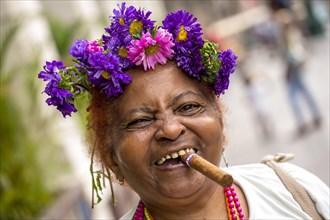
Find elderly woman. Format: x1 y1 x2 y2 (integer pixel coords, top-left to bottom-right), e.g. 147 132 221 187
38 3 329 219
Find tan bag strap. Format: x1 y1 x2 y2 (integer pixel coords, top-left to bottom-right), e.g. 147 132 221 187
261 153 323 220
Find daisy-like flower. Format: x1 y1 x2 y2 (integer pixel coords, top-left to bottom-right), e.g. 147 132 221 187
213 49 238 95
104 3 156 70
127 28 175 70
38 60 77 117
106 2 137 36
131 7 155 37
106 2 155 39
162 10 204 78
102 34 134 70
87 52 132 97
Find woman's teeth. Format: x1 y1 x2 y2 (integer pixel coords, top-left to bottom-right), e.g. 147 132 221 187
156 148 197 165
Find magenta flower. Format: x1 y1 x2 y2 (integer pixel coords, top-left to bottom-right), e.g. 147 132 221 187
86 40 104 53
127 28 175 70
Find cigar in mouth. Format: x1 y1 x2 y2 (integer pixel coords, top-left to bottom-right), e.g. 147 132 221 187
180 153 233 188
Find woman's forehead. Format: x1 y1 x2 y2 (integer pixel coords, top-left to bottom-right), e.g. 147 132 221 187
119 63 209 106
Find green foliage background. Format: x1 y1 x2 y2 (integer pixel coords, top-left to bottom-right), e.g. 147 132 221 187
0 12 87 220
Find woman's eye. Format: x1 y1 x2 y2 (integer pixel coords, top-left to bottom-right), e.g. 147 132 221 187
178 103 202 115
127 118 152 128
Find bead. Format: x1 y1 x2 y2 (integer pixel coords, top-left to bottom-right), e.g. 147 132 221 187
134 201 145 220
133 184 245 220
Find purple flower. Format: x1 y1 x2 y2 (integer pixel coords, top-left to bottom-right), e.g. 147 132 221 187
103 34 134 70
106 2 137 36
38 60 65 83
103 3 156 70
133 7 155 35
87 52 132 97
106 3 155 38
213 49 238 95
45 82 77 117
38 60 77 117
162 10 204 78
69 39 89 62
127 28 175 70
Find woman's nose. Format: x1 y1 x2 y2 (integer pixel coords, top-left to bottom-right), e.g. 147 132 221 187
154 115 186 141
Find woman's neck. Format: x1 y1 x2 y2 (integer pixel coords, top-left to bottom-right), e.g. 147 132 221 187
144 183 229 219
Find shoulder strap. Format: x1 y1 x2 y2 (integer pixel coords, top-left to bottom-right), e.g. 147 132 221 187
261 153 323 220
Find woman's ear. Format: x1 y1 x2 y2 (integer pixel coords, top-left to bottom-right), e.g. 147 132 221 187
108 153 125 184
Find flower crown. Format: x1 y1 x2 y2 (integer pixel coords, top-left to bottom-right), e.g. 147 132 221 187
38 3 238 117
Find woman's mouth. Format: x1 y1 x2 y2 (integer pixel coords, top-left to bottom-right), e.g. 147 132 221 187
155 148 197 166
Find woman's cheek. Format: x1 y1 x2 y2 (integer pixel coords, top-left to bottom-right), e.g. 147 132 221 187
193 116 222 140
114 131 151 167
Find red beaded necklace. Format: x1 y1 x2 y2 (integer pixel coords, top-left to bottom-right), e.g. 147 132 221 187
133 184 245 220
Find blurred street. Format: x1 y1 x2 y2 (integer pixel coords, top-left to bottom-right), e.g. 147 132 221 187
224 30 329 186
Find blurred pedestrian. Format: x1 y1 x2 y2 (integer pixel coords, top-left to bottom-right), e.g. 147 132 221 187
243 72 275 141
275 9 322 137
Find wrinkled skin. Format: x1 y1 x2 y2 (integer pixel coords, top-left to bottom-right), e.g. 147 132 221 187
108 62 232 218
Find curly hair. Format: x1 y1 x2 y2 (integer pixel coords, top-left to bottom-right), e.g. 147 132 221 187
87 89 118 170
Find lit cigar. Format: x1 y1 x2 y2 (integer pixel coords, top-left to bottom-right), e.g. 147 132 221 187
181 153 233 188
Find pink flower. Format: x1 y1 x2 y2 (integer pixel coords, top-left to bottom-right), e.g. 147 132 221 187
127 28 175 70
86 40 104 53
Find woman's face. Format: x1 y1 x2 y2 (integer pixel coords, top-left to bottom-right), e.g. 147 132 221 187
110 62 224 205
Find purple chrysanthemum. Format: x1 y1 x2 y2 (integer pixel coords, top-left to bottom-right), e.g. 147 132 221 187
69 39 89 63
127 28 174 70
103 34 134 70
133 7 155 35
38 60 77 117
213 49 238 95
162 10 204 78
44 82 77 117
87 52 132 97
106 2 137 36
38 60 65 82
106 2 155 38
104 3 156 70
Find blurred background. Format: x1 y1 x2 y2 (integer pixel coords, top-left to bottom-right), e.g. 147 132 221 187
1 0 329 219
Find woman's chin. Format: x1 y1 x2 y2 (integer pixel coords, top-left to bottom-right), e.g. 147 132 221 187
155 173 206 199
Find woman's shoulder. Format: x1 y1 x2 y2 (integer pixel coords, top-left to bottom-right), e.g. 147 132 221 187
226 162 329 219
226 162 328 188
